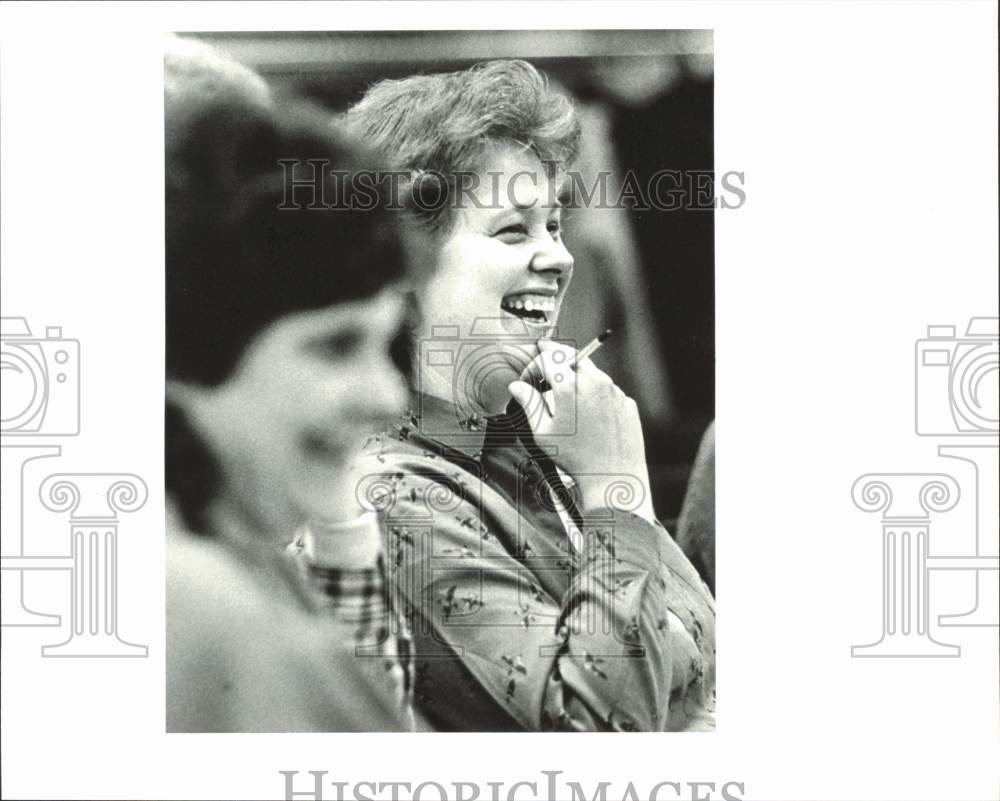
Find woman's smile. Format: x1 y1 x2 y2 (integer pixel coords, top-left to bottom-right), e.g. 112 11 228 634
500 288 558 326
417 143 574 413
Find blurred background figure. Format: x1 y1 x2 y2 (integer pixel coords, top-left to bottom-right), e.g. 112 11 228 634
185 30 716 531
164 37 422 731
676 420 716 592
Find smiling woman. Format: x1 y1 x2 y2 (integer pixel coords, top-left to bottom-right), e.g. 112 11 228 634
417 143 574 415
348 61 579 416
290 59 717 732
164 38 424 732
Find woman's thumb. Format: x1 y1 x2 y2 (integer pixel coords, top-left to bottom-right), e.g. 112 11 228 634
507 380 536 409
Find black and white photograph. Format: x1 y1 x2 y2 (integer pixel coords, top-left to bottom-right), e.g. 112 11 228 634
1 3 996 800
164 30 719 733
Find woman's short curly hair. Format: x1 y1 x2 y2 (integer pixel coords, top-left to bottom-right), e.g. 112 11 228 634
346 59 580 230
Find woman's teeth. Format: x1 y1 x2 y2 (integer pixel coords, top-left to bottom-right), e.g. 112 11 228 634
501 294 556 321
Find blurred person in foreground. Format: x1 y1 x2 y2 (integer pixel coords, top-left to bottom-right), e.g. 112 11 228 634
294 60 716 731
164 40 421 731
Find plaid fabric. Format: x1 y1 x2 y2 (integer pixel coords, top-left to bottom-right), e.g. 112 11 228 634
287 542 413 710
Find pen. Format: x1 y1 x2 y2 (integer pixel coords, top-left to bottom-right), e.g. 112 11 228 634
537 328 612 404
569 327 612 369
506 329 613 532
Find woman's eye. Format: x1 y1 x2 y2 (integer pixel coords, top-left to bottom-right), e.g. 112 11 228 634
494 223 528 240
310 330 361 360
546 220 561 236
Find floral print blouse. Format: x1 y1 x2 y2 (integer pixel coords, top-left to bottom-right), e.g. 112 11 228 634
329 393 716 731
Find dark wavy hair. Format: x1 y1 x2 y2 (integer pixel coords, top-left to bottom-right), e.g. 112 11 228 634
346 59 580 231
165 53 418 532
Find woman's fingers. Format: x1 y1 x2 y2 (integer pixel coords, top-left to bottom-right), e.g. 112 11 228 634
507 379 551 413
514 339 623 429
520 340 576 416
507 380 550 430
516 356 553 416
518 352 546 385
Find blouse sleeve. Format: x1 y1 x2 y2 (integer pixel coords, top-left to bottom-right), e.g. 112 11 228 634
368 457 716 732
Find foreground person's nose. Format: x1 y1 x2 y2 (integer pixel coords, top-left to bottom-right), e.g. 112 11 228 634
364 362 409 423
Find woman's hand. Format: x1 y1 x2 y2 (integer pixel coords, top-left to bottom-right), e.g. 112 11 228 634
508 339 655 522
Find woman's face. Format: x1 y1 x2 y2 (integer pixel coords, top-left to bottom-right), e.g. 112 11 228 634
176 288 408 531
418 143 574 416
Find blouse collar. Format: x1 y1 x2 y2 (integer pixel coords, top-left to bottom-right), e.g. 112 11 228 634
396 392 491 458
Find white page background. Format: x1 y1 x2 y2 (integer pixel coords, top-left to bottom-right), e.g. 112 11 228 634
1 2 997 800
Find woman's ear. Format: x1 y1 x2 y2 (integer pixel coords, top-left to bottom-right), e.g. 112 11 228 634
165 387 223 536
166 378 218 450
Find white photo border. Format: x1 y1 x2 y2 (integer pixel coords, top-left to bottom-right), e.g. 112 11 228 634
1 3 997 801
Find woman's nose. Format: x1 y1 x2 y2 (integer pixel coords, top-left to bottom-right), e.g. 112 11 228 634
363 357 409 423
530 238 574 277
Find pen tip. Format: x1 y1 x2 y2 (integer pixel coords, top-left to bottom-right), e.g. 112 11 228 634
598 328 612 342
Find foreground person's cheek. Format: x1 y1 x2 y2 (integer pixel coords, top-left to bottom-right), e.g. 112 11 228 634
361 366 408 421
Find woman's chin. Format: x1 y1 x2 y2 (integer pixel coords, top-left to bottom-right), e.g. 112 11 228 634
476 367 521 417
293 482 361 522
